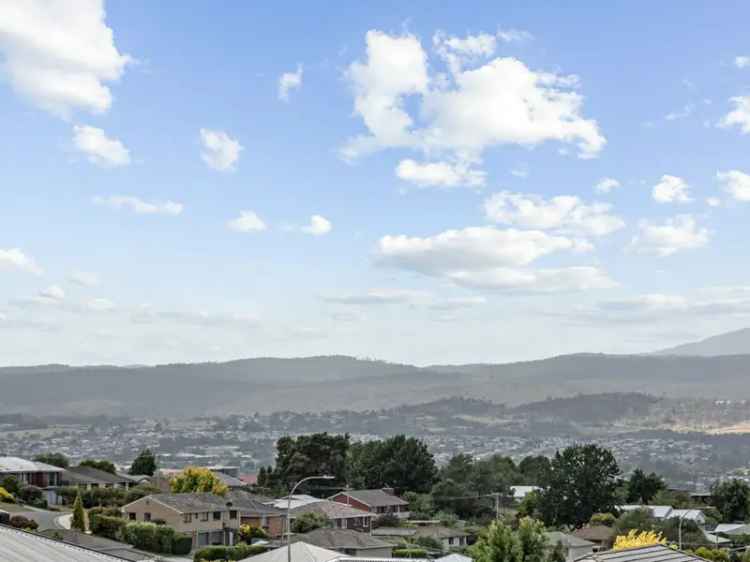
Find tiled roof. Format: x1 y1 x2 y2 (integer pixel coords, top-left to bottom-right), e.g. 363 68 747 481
544 531 595 548
238 542 342 562
572 525 616 543
414 526 471 539
291 500 374 520
293 528 393 550
129 493 233 513
577 545 710 562
334 489 408 508
65 466 133 486
226 491 285 515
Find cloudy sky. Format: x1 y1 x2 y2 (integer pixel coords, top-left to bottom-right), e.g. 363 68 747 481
2 1 750 366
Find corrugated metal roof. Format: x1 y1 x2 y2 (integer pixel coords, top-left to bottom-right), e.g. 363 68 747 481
0 457 65 473
576 544 709 562
0 525 150 562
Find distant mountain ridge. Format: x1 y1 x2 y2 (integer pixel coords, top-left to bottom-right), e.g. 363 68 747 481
3 352 750 417
653 327 750 357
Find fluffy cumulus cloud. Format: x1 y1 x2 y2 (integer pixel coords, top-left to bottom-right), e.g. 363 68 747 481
483 191 625 237
717 169 750 202
594 177 621 194
375 226 614 292
200 129 242 172
302 215 332 236
652 174 692 204
278 64 303 101
72 125 130 167
227 210 267 233
395 159 485 188
630 215 709 256
342 30 605 176
0 248 42 274
719 96 750 134
93 195 183 216
0 0 131 118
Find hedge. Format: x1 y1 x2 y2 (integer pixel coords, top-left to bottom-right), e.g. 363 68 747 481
173 533 193 555
90 514 127 540
193 543 268 562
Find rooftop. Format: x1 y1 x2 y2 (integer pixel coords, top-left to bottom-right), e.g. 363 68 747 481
65 466 133 486
238 541 342 562
293 528 393 550
577 545 711 562
0 457 64 474
333 489 408 508
290 500 374 521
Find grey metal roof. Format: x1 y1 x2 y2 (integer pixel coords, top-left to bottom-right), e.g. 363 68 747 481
576 545 710 562
0 524 151 562
65 466 133 486
333 490 408 508
238 542 342 562
293 528 394 550
291 500 374 521
371 528 417 538
226 491 285 515
36 530 154 562
0 457 64 474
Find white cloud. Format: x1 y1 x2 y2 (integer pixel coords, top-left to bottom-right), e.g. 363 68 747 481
93 195 183 215
433 31 498 74
0 0 131 118
0 248 42 274
496 28 534 43
630 215 709 256
483 191 625 237
302 215 332 236
652 174 692 203
377 226 579 274
38 285 65 303
717 169 750 202
395 159 485 188
69 270 100 287
227 210 267 233
278 64 303 101
72 125 130 167
323 289 429 305
719 96 750 134
664 103 694 121
447 266 617 292
592 290 750 321
735 56 750 69
199 129 242 172
342 30 604 164
594 177 621 194
706 197 721 208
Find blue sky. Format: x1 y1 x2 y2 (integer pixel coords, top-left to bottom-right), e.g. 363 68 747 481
1 1 750 366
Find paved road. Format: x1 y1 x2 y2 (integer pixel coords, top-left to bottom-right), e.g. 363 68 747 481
19 506 71 530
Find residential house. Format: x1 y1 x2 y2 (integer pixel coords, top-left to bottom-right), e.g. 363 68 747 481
618 505 673 520
294 528 394 558
266 495 374 531
62 465 136 490
670 509 705 526
226 490 286 538
0 457 64 488
329 488 410 520
544 531 595 562
435 555 473 562
413 526 472 550
0 524 157 562
238 542 343 562
121 493 241 549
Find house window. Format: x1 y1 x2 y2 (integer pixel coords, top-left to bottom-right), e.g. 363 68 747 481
144 513 151 522
201 512 209 522
229 510 237 520
128 513 136 521
213 512 221 520
183 513 193 524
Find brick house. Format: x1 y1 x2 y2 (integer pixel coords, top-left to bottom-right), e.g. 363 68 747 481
0 457 64 488
329 488 410 520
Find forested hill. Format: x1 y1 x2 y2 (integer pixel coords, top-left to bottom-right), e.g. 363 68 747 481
3 353 750 417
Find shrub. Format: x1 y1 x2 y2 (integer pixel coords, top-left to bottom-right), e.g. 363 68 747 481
9 515 38 531
156 525 176 554
124 522 161 552
374 513 401 528
291 512 330 533
393 548 428 558
193 543 268 562
18 485 45 508
590 512 616 527
1 476 20 496
239 524 268 543
173 533 193 555
90 514 127 540
0 486 15 504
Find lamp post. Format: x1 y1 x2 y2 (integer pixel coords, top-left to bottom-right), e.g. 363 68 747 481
286 475 335 562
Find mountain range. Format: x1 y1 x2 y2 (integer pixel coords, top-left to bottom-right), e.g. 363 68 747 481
1 328 748 417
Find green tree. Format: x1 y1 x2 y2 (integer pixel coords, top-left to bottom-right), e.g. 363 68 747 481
537 444 620 528
170 467 228 496
471 518 548 562
711 479 750 522
273 433 350 493
291 512 331 533
80 459 117 474
129 449 157 476
626 469 665 504
1 476 20 496
518 456 551 486
33 452 69 468
348 435 437 493
548 541 567 562
71 492 86 532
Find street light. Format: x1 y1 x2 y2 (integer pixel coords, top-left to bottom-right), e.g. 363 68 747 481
286 475 335 562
